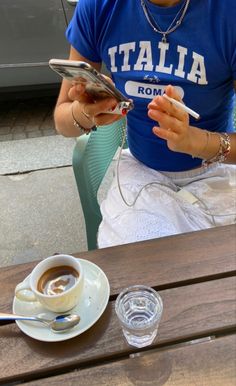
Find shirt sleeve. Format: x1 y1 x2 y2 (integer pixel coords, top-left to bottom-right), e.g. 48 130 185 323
66 0 101 62
227 2 236 80
231 45 236 81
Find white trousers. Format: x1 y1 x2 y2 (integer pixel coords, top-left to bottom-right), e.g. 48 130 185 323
97 149 236 248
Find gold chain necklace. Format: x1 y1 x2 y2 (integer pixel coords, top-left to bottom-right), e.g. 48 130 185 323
141 0 190 44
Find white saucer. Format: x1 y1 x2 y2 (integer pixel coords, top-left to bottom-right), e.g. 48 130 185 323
12 259 110 342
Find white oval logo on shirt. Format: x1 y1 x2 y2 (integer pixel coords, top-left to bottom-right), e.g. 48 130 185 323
125 81 184 100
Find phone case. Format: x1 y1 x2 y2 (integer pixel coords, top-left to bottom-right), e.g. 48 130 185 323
49 59 134 115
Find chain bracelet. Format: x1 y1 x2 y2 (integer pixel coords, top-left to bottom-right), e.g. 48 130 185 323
202 132 231 166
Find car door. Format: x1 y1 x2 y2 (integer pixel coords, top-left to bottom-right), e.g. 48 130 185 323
0 0 77 91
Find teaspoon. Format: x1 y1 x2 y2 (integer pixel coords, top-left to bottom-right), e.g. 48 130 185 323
0 312 80 332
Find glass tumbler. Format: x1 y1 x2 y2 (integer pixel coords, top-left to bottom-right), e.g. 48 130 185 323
115 285 163 348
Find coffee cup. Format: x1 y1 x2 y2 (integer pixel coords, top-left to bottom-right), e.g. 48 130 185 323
15 254 84 313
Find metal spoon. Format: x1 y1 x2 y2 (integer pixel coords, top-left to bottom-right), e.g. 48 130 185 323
0 312 80 332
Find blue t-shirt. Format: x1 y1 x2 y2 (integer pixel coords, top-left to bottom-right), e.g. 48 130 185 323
66 0 236 171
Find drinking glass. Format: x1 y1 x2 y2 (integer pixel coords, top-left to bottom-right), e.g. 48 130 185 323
115 285 163 348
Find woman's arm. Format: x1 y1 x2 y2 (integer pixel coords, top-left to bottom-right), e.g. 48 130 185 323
148 83 236 165
54 46 120 137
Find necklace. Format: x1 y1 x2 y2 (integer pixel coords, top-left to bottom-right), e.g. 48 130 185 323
141 0 190 44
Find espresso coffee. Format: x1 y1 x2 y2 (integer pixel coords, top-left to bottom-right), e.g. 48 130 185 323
37 265 79 296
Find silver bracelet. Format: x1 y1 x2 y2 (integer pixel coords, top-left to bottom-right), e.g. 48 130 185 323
71 103 97 135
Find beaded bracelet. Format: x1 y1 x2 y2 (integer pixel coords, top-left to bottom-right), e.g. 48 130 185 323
71 103 97 135
202 132 231 166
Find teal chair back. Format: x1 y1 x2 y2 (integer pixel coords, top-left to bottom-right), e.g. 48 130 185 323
72 118 126 250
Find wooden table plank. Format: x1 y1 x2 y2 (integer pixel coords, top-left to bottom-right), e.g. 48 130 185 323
0 225 235 314
0 276 235 384
23 334 236 386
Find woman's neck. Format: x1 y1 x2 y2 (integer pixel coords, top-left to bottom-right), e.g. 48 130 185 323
150 0 182 6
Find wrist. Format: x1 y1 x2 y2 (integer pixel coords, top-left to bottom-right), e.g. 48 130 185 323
189 127 231 165
189 128 210 159
71 101 97 134
187 126 205 156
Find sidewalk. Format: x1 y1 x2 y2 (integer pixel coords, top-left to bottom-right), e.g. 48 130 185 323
0 97 87 267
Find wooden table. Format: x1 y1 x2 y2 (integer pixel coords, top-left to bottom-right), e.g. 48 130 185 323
0 225 235 385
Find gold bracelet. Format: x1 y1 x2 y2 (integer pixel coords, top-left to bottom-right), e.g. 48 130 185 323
202 132 231 167
71 103 97 135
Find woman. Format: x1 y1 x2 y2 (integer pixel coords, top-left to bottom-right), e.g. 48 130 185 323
54 0 236 247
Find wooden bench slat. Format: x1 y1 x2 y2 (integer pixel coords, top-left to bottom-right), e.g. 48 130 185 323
22 334 236 386
0 276 235 384
0 225 235 313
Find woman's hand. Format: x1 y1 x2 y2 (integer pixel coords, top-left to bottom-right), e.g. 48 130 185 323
68 76 122 127
148 84 195 155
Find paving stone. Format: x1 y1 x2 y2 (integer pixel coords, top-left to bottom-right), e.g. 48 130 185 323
25 124 41 132
0 96 57 140
42 128 57 136
12 132 27 140
12 125 26 133
40 115 55 130
0 126 12 135
27 130 43 138
0 134 13 142
0 115 16 128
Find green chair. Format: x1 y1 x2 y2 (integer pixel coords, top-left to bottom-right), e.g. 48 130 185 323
72 118 126 250
73 102 236 251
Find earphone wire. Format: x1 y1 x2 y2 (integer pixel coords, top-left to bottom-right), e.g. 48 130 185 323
115 119 236 225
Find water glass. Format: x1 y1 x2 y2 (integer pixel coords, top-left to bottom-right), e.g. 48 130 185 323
115 285 163 348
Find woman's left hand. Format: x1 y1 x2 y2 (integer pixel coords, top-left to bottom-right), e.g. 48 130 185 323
148 84 194 155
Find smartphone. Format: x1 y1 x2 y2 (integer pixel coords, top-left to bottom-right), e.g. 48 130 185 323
49 59 134 115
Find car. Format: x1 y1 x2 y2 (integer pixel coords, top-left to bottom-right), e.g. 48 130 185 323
0 0 77 98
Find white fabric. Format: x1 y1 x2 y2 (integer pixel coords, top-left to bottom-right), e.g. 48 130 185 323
97 149 236 248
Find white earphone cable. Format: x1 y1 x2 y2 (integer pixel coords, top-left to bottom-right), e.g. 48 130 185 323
115 119 236 225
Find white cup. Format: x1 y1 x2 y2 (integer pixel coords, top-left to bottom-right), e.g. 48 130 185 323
15 254 84 313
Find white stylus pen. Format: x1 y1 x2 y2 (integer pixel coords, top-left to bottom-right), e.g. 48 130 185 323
163 94 200 120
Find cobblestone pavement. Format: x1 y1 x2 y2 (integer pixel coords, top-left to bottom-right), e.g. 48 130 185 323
0 96 58 141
